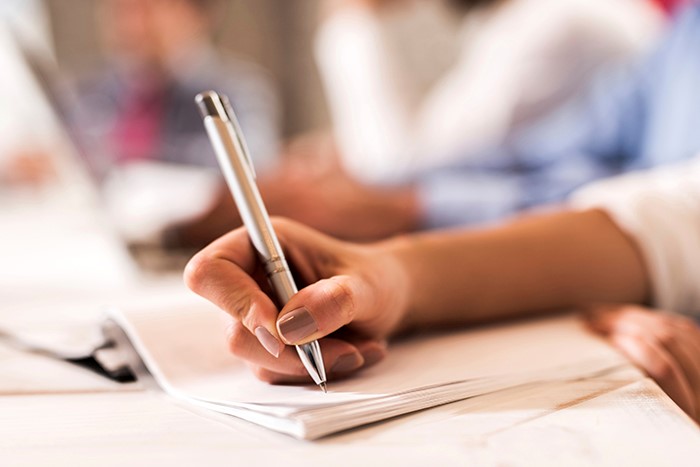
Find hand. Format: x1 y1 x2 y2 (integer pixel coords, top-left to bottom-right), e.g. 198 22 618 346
260 165 420 242
164 141 420 247
184 218 411 383
585 305 700 422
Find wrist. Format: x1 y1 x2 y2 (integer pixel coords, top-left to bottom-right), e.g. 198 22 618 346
376 233 424 335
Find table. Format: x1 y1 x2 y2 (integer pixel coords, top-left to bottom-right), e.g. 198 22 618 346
2 342 699 466
2 195 699 466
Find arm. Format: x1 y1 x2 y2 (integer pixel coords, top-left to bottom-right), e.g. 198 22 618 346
408 153 700 328
185 208 649 382
392 209 649 332
185 157 700 419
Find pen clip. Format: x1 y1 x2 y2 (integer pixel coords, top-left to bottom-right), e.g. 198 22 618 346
221 95 257 180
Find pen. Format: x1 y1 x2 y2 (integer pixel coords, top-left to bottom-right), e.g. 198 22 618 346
195 91 328 392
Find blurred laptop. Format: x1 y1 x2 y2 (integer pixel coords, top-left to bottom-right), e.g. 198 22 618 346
8 31 220 273
0 27 204 286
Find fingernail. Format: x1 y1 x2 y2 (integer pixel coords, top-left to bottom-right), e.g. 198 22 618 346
277 307 318 343
330 353 364 374
255 326 282 358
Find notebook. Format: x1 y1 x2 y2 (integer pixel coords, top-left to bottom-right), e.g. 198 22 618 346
103 292 629 440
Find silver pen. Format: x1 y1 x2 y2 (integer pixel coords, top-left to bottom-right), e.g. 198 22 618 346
195 91 328 392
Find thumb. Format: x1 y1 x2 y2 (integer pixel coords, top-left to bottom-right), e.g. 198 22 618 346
275 275 371 345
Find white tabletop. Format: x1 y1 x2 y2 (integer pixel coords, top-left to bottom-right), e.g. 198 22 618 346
1 195 699 466
1 347 699 466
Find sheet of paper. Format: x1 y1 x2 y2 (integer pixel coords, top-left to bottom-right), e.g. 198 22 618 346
111 292 629 438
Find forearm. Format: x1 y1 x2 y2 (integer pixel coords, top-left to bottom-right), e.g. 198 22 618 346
386 209 650 332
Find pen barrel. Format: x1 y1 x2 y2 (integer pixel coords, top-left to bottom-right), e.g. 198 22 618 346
203 117 299 306
266 260 297 305
199 92 326 387
203 118 283 260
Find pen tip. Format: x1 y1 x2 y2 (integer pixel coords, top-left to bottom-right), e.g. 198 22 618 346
319 382 328 393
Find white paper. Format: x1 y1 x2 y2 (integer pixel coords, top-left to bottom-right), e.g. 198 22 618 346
109 293 628 439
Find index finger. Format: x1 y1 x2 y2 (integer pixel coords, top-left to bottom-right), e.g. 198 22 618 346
185 227 283 357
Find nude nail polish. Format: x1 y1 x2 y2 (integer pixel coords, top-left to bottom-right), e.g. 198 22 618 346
277 307 318 343
255 326 282 358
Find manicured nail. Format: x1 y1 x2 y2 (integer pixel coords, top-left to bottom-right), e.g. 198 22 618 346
277 307 318 343
254 326 282 358
330 353 364 374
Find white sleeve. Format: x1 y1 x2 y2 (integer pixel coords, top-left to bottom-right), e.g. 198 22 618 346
570 158 700 318
315 0 661 185
416 0 662 165
314 7 415 184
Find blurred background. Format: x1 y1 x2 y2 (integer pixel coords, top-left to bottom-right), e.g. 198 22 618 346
0 0 667 286
49 0 329 136
0 0 675 368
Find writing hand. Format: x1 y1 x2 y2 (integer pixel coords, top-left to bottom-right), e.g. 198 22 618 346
185 218 410 383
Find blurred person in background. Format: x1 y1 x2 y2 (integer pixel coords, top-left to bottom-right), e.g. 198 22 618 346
200 0 692 245
73 0 280 176
315 0 662 184
179 0 683 245
1 0 282 250
63 0 281 247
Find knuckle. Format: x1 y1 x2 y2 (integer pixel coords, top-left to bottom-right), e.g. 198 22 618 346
183 253 212 294
327 276 356 322
220 291 251 322
226 322 249 356
232 295 255 328
220 288 264 325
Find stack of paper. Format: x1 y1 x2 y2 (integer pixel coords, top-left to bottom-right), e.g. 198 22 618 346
107 293 628 440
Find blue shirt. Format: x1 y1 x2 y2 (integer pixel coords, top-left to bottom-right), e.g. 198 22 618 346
418 5 700 229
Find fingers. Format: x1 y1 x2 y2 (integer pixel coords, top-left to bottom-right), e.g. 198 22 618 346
275 275 374 345
587 305 700 390
669 317 700 394
185 217 394 381
585 305 700 418
185 228 284 358
227 321 387 384
611 332 696 417
621 311 700 391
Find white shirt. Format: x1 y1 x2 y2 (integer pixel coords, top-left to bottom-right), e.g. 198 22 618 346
571 156 700 318
316 0 662 184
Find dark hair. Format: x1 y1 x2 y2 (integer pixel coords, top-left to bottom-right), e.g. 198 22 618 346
448 0 502 11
